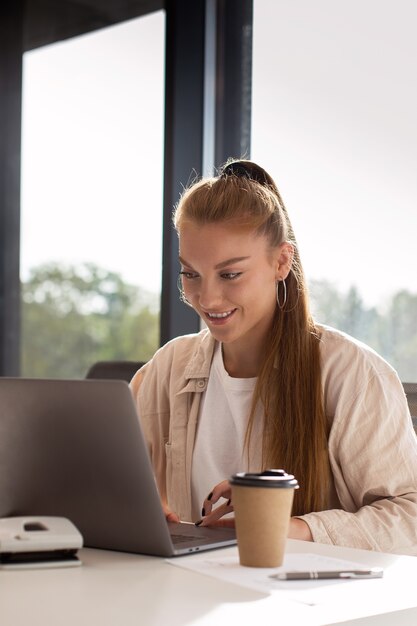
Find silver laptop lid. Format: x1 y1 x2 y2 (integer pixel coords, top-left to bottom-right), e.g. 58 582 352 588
0 378 182 556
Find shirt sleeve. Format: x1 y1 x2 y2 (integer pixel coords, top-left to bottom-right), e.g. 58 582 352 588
297 370 417 555
130 362 170 507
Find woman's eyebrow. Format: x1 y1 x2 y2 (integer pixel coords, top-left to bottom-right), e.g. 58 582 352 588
179 255 250 269
178 256 193 268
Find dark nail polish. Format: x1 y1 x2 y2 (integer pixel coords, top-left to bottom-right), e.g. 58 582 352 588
207 492 213 501
195 520 202 527
202 507 205 517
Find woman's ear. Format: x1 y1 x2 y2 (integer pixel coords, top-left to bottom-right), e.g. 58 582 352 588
275 242 294 280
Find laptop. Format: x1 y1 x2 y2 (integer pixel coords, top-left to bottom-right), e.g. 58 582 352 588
0 378 236 557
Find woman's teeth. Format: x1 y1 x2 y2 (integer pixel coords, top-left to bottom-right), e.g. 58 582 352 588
207 310 233 318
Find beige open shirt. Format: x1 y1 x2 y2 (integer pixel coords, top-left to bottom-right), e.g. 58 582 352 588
130 325 417 555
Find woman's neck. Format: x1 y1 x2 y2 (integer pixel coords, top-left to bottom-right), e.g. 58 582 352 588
221 342 263 378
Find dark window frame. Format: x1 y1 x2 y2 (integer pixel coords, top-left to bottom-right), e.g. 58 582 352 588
0 0 252 373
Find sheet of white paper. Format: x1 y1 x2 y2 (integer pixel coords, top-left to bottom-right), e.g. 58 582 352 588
167 551 417 625
168 552 371 594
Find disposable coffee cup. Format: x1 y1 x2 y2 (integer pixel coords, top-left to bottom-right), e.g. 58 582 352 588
230 469 299 568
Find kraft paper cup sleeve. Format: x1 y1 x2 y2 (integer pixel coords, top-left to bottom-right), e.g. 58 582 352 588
230 469 299 568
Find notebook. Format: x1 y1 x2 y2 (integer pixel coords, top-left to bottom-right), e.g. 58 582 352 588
0 378 236 557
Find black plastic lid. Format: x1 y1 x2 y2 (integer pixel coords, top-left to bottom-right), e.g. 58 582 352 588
230 469 299 489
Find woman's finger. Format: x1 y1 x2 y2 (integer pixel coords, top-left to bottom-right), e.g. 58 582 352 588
162 502 180 523
203 517 235 529
202 480 232 516
197 499 234 527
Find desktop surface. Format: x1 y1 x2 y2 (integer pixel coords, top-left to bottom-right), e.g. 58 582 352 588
2 539 417 626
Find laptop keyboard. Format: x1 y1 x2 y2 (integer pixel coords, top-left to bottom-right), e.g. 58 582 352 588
171 533 203 544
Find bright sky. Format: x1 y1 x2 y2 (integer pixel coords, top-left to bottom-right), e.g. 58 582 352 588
21 2 417 308
252 0 417 308
21 11 165 294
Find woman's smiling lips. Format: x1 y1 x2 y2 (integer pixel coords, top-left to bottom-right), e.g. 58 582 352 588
204 309 237 325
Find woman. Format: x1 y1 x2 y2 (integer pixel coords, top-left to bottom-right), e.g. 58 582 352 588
130 159 417 554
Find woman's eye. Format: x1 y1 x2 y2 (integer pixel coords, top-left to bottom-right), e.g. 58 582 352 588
221 272 241 280
180 271 199 280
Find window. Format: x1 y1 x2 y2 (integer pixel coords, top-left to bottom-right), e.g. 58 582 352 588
21 12 165 378
252 0 417 381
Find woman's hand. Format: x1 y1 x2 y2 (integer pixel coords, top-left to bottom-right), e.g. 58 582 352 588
196 480 234 527
288 517 313 541
162 502 180 523
196 480 313 541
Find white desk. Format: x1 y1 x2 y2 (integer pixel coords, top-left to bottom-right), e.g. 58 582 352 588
2 539 417 626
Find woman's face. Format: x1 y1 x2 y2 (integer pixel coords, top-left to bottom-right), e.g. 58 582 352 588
178 221 291 352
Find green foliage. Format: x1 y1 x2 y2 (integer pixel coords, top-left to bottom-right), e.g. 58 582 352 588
309 280 417 381
21 262 159 379
21 264 417 382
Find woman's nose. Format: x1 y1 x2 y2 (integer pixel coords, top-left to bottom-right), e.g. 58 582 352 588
198 280 223 309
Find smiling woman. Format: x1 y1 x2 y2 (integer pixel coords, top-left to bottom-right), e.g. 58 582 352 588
130 159 417 556
177 222 291 378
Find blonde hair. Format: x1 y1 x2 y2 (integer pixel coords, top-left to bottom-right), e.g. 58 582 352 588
174 160 329 515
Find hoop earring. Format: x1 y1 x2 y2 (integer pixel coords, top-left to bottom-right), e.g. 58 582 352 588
276 278 287 310
177 274 192 307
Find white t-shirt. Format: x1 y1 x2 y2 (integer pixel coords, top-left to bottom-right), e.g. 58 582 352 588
191 342 263 519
